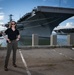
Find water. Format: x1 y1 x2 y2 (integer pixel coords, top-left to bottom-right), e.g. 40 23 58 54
57 35 67 45
0 35 67 47
0 37 7 47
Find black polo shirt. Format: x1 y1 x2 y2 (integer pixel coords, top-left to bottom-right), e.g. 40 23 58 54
5 28 19 41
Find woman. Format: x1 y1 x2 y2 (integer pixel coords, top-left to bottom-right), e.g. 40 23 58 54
4 21 20 71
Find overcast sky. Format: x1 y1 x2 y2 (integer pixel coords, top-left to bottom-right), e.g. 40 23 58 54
0 0 74 27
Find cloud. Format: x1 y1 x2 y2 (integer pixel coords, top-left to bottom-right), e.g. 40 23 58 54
0 12 4 20
0 25 7 31
54 22 74 30
0 22 4 25
69 16 74 20
66 22 74 27
0 15 4 20
0 12 4 15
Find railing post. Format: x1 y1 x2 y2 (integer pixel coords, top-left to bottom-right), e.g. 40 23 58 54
67 33 74 46
50 35 57 46
32 34 38 47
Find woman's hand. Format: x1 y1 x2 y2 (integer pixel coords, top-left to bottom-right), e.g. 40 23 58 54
16 35 20 41
7 39 11 43
16 38 19 41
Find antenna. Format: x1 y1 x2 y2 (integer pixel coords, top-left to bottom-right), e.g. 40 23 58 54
9 14 13 22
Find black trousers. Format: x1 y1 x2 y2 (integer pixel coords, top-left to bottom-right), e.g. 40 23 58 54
4 40 18 68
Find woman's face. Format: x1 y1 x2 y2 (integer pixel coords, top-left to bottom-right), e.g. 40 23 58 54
11 22 16 27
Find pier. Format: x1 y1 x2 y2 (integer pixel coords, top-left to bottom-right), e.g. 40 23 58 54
0 33 74 75
0 47 74 75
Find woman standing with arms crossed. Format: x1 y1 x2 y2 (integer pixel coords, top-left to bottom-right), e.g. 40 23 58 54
4 21 20 71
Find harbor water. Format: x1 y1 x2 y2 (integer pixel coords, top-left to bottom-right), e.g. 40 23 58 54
0 35 67 47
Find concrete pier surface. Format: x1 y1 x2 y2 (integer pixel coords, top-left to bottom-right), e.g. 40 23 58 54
0 47 74 75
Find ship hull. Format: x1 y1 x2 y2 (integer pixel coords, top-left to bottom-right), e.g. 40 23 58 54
19 24 52 37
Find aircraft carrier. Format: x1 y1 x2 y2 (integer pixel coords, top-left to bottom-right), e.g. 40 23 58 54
17 6 74 38
54 25 74 34
4 6 74 45
16 6 74 45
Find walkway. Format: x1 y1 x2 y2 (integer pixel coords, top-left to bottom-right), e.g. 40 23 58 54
0 47 74 75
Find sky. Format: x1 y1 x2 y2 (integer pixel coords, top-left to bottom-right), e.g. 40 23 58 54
0 0 74 27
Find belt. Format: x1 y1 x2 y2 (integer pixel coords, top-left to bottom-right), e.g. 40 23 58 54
10 39 16 41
